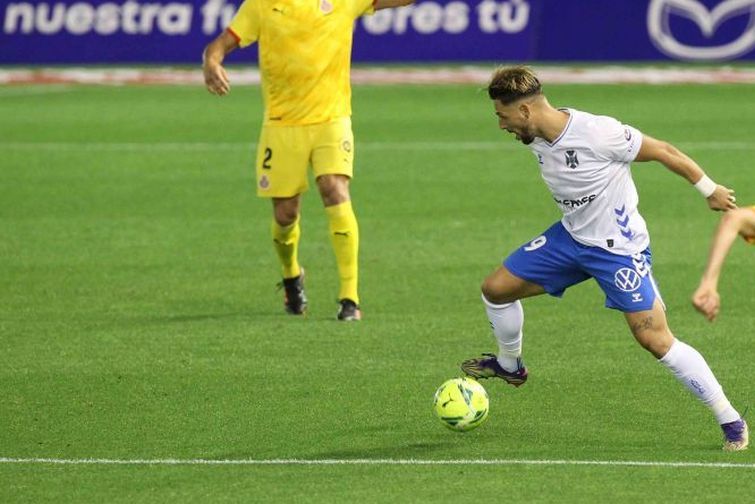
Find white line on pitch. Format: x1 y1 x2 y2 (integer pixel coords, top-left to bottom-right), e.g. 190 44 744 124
0 141 753 151
0 458 752 469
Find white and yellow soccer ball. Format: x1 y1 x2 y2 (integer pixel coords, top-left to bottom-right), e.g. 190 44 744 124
433 377 489 432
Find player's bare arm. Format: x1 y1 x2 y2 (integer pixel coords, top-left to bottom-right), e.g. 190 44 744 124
693 207 755 321
373 0 414 10
634 134 736 211
202 30 239 96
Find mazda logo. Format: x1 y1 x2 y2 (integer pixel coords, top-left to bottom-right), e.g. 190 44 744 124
647 0 755 60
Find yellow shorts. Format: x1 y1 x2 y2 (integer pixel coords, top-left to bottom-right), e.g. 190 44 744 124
255 117 354 198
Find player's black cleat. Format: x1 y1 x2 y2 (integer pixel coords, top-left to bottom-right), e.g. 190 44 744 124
461 353 528 387
337 298 361 321
278 271 307 315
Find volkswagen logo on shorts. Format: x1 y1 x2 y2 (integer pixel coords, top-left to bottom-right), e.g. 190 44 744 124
647 0 755 61
615 267 642 292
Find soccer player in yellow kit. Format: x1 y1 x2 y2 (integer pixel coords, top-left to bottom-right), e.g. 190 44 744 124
202 0 413 320
693 206 755 321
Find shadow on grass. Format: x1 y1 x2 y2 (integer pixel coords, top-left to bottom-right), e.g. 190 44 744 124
300 441 457 460
211 441 458 461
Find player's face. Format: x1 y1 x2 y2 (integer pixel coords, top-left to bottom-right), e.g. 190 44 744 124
493 99 535 145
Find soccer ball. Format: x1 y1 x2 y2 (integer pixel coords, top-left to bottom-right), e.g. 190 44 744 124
433 377 489 432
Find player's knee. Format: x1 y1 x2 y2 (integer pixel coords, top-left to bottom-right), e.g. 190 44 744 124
274 210 297 226
481 276 510 304
647 337 673 359
635 328 674 358
317 175 350 206
273 198 300 226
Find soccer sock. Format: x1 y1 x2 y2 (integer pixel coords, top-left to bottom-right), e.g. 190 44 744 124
271 216 301 279
482 295 524 372
659 339 740 425
325 201 359 304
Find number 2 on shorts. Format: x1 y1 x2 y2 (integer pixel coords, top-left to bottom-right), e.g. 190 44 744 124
262 147 272 170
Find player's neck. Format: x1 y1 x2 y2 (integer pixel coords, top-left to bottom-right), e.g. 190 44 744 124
537 107 571 144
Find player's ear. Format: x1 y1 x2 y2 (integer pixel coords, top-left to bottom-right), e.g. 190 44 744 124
519 102 530 119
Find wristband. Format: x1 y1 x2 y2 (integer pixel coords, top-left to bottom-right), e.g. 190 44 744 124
694 175 717 198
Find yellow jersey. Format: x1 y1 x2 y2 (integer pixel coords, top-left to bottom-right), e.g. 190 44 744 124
228 0 374 126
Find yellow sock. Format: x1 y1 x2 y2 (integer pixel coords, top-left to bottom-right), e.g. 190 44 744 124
271 217 301 279
325 201 359 304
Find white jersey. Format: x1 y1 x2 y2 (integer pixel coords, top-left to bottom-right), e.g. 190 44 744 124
529 108 648 255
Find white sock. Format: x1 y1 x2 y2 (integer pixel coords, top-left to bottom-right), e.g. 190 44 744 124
659 339 740 425
482 295 523 372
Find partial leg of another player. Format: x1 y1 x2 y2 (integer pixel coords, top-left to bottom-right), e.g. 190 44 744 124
272 195 307 315
462 266 545 385
625 300 748 451
316 173 361 321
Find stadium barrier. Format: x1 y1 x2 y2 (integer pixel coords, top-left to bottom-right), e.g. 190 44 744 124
2 0 755 64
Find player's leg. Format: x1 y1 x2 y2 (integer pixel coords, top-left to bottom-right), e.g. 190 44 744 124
272 195 302 278
463 223 589 384
623 299 673 358
481 265 546 304
256 124 310 315
624 300 747 451
311 118 360 321
586 247 746 450
271 195 308 314
464 266 542 384
481 266 544 372
315 173 360 320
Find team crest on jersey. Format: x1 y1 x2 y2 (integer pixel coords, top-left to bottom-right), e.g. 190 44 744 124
565 150 579 169
320 0 333 14
259 175 270 190
341 139 352 153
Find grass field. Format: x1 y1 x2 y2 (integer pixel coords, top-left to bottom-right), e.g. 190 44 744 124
1 79 754 502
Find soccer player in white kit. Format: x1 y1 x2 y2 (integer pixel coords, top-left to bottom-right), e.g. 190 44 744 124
461 66 748 451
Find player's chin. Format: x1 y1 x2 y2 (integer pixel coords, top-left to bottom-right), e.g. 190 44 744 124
520 136 535 145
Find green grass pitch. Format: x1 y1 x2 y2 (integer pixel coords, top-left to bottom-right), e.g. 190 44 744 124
0 80 753 502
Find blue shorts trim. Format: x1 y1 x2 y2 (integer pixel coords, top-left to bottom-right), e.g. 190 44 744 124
504 222 663 313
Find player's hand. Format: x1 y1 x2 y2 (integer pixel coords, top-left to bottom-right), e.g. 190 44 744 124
203 62 231 96
706 185 737 211
692 284 720 321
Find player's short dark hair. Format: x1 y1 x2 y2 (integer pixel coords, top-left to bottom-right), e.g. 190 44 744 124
487 66 542 105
